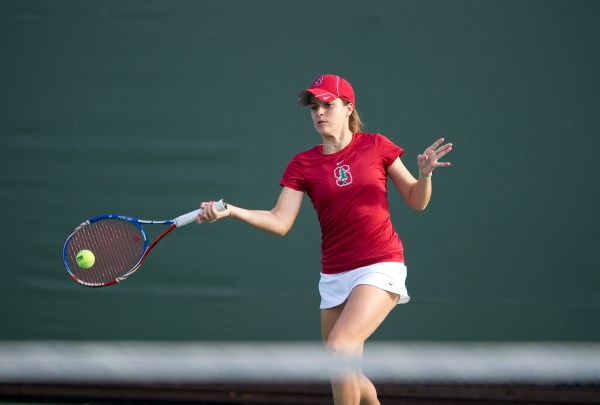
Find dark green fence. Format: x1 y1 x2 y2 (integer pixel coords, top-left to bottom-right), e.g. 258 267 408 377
1 0 598 341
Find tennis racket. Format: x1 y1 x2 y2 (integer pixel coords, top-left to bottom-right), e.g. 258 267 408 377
63 200 226 287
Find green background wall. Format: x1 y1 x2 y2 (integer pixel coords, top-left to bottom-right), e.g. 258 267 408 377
1 0 598 342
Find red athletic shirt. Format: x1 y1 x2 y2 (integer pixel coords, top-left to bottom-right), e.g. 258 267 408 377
280 132 405 274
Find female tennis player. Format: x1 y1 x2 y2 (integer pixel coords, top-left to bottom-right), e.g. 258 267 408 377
198 74 452 405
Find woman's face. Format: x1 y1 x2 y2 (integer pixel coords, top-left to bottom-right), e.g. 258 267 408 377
309 97 353 137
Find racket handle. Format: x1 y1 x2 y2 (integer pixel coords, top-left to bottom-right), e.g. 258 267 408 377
174 199 227 227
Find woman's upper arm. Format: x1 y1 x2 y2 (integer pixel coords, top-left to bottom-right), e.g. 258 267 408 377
272 186 304 231
388 157 417 203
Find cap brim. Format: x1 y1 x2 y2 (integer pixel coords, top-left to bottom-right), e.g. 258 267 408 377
297 89 338 106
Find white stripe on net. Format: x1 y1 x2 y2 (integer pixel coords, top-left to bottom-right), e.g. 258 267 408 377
1 341 599 384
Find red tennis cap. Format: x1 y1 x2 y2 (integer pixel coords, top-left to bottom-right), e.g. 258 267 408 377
298 74 355 106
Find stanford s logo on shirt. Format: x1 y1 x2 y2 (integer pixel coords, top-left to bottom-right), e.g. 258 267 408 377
334 164 352 187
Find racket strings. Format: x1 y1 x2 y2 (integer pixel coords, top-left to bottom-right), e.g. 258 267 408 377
65 219 146 285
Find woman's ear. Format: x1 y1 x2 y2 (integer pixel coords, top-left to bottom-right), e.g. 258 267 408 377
346 102 354 117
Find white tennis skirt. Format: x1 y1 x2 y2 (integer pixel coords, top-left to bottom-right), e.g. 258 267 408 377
319 262 410 309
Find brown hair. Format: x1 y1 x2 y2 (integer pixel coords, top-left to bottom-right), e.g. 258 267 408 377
343 99 363 133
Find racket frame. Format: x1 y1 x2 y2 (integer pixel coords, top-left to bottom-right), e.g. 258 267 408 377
63 200 225 287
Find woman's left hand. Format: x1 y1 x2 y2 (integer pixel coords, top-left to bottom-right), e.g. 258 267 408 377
417 138 453 176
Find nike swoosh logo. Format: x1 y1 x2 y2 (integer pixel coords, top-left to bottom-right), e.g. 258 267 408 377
337 160 344 165
322 95 331 100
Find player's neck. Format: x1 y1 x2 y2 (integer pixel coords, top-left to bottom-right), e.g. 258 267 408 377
320 131 353 154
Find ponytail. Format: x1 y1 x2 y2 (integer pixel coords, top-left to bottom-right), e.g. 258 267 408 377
343 99 363 133
349 108 363 133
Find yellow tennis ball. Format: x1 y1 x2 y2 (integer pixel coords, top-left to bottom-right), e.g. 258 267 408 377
76 249 95 269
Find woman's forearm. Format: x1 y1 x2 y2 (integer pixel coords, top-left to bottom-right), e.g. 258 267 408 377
228 204 293 236
408 175 432 211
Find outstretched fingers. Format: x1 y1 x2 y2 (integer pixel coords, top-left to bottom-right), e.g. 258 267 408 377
434 142 453 164
429 137 446 151
419 138 453 174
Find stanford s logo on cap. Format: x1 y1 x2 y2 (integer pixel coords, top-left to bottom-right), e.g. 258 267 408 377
298 74 356 107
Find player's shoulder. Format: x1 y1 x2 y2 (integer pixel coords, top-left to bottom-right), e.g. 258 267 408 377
356 131 387 139
288 145 320 165
355 132 390 145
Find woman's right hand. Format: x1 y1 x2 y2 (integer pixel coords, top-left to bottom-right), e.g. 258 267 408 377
196 200 230 224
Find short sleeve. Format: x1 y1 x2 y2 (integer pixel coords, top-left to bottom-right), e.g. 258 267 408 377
375 134 404 170
279 156 306 192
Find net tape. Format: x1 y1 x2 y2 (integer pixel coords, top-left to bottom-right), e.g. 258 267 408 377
1 341 599 384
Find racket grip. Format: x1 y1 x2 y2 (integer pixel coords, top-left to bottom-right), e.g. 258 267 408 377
174 199 226 227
